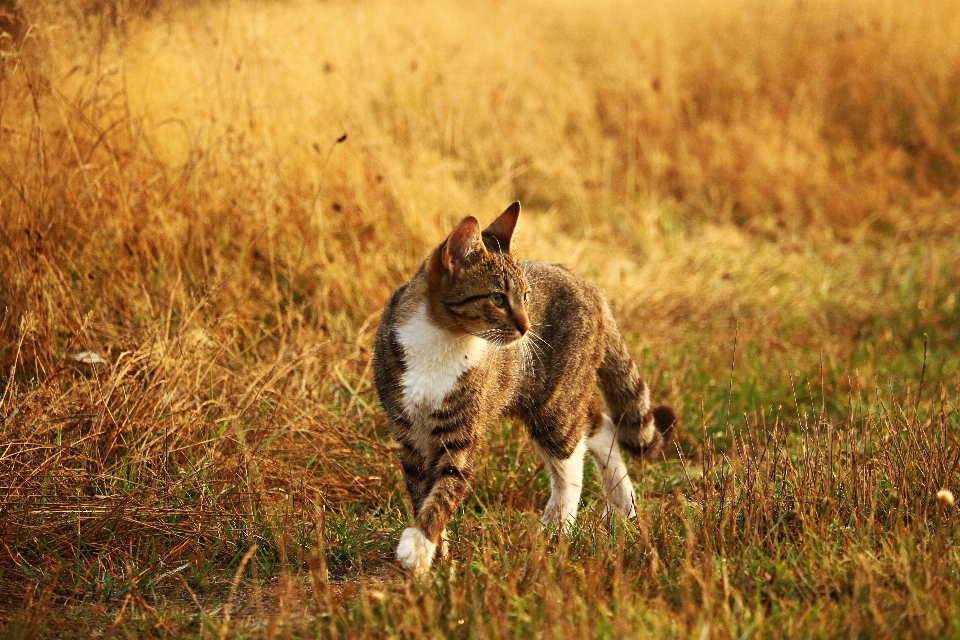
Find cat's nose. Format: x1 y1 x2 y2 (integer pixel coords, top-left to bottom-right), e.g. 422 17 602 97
514 313 530 336
511 308 530 337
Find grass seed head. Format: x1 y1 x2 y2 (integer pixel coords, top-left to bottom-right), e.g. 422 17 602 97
70 350 108 364
937 489 955 508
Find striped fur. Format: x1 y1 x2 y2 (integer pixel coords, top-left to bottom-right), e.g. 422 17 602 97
373 202 675 573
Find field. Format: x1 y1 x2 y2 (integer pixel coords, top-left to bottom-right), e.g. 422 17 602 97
1 0 960 636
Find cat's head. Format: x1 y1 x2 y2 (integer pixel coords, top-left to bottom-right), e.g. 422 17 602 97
425 202 531 344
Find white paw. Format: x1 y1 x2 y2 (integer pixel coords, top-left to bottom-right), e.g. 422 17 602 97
540 502 578 532
396 527 436 574
602 495 637 519
605 484 637 518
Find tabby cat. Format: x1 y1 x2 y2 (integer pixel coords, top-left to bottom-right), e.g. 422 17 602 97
373 202 675 574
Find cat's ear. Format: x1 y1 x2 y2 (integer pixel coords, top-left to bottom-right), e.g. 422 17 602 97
482 201 520 253
441 216 484 273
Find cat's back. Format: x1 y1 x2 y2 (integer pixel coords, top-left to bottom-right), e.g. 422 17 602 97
516 260 611 381
520 261 607 322
503 260 613 424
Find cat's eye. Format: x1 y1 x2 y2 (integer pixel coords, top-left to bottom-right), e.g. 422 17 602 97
490 293 507 308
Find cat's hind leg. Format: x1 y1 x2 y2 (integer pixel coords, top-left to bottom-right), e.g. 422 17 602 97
536 436 587 531
586 413 637 518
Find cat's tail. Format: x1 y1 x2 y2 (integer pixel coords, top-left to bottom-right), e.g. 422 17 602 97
596 323 676 460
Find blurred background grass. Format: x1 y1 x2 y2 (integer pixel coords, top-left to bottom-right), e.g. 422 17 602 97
1 0 959 636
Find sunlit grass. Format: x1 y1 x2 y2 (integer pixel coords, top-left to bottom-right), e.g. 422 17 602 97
1 0 959 636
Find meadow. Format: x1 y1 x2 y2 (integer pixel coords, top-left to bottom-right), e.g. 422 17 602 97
1 0 959 636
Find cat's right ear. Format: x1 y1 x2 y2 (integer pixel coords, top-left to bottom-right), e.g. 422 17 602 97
441 216 483 274
481 201 520 253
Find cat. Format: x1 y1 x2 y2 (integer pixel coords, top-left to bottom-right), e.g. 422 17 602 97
373 202 675 574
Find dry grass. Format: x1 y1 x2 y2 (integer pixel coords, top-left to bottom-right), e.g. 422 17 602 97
1 0 959 637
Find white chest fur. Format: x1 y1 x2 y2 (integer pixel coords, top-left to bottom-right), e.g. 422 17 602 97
396 303 488 414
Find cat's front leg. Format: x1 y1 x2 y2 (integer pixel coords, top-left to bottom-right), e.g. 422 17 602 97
397 437 476 574
394 438 448 571
395 526 451 572
396 440 431 517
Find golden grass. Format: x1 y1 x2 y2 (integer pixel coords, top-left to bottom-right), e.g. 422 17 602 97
1 0 959 636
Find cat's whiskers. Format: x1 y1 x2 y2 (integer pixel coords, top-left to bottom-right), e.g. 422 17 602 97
516 337 531 377
527 327 551 349
474 326 529 349
524 337 540 374
525 329 550 366
473 328 509 347
520 334 544 371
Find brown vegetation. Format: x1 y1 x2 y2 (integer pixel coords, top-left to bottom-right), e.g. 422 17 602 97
1 0 958 636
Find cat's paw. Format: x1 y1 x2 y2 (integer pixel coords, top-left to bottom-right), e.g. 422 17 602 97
540 503 577 533
602 498 637 519
397 527 436 574
604 486 637 519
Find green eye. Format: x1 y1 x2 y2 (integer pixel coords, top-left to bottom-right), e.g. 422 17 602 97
490 293 507 308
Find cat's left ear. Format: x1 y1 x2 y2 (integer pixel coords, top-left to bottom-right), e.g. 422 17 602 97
441 216 484 273
481 201 520 253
